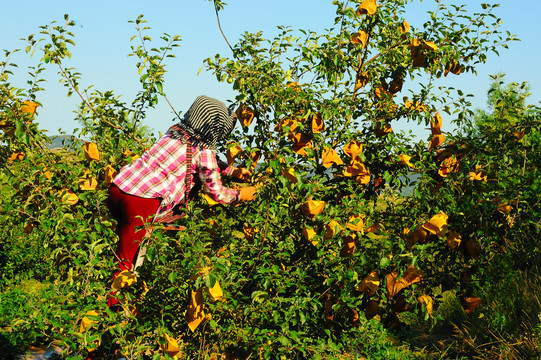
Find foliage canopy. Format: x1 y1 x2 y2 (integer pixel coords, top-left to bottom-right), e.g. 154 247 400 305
1 1 540 359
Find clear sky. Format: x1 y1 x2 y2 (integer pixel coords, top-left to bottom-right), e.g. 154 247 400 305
1 0 539 138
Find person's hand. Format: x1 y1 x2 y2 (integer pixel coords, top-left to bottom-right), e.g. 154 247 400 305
232 167 252 182
239 186 257 201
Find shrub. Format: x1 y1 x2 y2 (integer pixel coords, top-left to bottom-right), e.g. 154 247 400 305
1 2 539 359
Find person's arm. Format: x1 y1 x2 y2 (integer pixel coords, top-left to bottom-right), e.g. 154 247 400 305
216 158 232 174
217 157 252 182
198 149 256 204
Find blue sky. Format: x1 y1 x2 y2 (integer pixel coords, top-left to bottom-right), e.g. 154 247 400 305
1 0 539 138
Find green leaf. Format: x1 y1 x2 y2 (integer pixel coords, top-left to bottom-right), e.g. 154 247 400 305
156 81 163 94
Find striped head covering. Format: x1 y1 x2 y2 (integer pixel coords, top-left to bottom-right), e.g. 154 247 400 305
169 95 237 148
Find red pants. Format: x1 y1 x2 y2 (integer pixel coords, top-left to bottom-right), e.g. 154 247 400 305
106 184 160 271
106 185 160 308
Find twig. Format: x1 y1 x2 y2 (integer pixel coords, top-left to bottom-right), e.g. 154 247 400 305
53 58 121 131
214 4 234 53
164 94 182 120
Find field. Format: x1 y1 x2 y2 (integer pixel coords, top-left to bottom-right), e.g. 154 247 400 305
1 1 541 359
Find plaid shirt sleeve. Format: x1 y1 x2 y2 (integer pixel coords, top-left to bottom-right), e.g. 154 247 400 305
197 148 240 204
217 158 235 176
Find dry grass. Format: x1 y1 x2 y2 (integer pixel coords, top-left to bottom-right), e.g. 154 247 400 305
428 271 541 359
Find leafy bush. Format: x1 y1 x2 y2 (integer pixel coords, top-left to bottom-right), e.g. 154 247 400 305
1 1 539 359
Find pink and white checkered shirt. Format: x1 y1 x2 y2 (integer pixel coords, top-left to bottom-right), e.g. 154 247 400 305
113 133 239 223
